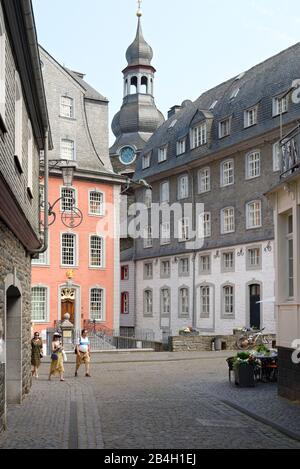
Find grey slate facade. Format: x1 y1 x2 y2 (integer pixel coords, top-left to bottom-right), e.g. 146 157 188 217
0 0 49 432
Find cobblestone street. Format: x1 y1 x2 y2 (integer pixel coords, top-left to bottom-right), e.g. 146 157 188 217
0 352 300 449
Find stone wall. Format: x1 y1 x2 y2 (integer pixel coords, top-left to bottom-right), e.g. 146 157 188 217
278 347 300 402
0 219 32 431
0 363 4 432
169 334 277 353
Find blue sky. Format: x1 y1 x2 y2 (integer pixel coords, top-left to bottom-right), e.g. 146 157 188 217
32 0 300 144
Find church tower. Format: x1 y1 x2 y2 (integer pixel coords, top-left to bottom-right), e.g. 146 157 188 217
110 4 164 176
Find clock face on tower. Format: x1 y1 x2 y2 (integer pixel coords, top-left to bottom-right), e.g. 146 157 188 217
119 146 136 165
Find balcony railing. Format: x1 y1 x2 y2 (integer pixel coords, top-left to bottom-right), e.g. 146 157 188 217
280 125 300 179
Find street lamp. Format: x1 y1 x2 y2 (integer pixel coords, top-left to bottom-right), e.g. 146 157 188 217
40 158 83 228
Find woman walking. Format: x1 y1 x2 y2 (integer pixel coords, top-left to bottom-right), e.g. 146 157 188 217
31 332 43 379
75 329 91 377
49 332 65 382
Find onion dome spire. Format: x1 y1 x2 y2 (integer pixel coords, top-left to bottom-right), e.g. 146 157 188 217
126 1 153 67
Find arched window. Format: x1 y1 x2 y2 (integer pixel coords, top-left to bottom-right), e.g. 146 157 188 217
141 76 148 94
130 76 138 94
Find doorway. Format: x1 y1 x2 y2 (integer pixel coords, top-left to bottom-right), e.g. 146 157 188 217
249 284 261 330
61 288 75 324
6 285 22 405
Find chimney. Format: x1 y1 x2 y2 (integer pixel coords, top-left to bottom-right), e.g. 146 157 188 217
168 105 182 119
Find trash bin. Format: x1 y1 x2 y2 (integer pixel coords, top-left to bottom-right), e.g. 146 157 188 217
215 336 222 351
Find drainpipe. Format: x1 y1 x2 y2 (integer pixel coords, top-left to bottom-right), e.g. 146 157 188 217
30 130 49 256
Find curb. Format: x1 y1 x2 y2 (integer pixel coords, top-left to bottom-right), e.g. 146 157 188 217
221 399 300 443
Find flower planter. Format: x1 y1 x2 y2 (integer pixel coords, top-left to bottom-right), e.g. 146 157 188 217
235 364 255 387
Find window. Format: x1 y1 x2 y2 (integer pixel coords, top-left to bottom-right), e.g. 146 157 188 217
246 151 260 179
15 72 23 165
89 191 104 216
121 292 129 315
222 251 235 272
61 139 75 160
161 222 170 245
219 118 231 138
222 285 235 318
144 289 153 316
221 207 235 234
247 247 261 270
142 152 151 169
221 160 234 187
246 201 262 229
90 288 104 321
161 260 171 278
273 95 288 116
230 88 240 99
198 168 211 194
179 218 190 242
161 288 171 316
61 233 76 266
273 142 281 172
61 187 76 212
199 255 211 275
209 100 218 110
144 227 152 248
160 181 169 204
144 189 152 209
199 212 211 238
244 106 258 128
0 14 5 120
27 121 33 193
144 262 153 280
287 214 294 298
158 146 167 163
90 235 103 268
60 96 74 118
191 122 207 148
177 138 186 156
178 174 189 200
179 288 189 317
200 285 211 318
32 237 49 266
121 265 129 281
31 287 48 322
179 257 189 276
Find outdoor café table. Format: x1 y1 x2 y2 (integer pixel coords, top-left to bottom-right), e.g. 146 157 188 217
255 352 278 382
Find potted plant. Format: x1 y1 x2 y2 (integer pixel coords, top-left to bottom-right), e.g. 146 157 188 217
233 352 260 387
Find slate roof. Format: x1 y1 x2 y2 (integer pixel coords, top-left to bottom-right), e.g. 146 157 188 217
134 42 300 181
66 68 108 102
126 17 153 67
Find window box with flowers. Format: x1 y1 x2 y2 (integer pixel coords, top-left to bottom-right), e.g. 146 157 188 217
233 352 261 387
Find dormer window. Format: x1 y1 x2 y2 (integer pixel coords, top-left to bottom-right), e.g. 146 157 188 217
244 106 258 128
177 138 186 156
230 88 240 99
273 95 288 116
209 100 218 110
191 122 207 149
142 152 151 170
158 146 167 163
219 118 231 138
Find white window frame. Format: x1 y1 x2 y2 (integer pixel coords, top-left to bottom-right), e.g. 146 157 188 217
15 71 23 166
198 167 211 194
273 142 281 172
219 118 231 138
221 207 235 234
199 284 212 318
61 232 78 267
176 138 186 156
190 122 207 149
246 246 262 271
222 284 235 319
199 254 211 275
158 145 167 163
60 95 74 119
32 233 50 267
160 181 169 204
31 285 50 323
144 289 153 317
178 217 190 242
160 260 171 279
246 150 261 180
89 287 105 322
221 159 234 187
89 234 105 269
0 11 6 121
144 188 152 209
178 174 189 200
178 287 190 318
89 190 105 216
244 106 258 128
121 292 129 315
60 138 75 161
142 152 151 169
160 287 171 317
144 262 153 280
144 226 153 248
179 257 190 277
199 212 211 239
221 250 235 273
273 95 288 117
246 200 262 230
60 186 77 212
160 222 171 245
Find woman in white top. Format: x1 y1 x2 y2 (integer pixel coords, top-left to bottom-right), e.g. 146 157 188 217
75 329 91 377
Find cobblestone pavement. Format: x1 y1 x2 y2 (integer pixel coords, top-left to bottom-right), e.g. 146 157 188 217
0 352 300 449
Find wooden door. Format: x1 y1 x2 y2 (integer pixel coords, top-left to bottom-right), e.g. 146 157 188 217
61 300 75 324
